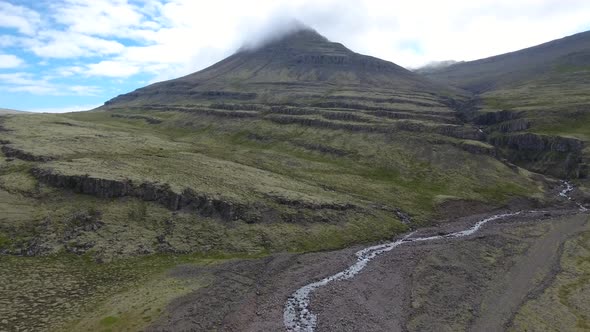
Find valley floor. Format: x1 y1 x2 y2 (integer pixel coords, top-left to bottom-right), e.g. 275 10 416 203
143 208 589 331
1 206 589 331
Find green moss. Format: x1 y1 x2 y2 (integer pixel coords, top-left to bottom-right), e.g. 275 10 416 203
0 232 11 248
99 316 119 327
0 253 254 332
474 182 530 202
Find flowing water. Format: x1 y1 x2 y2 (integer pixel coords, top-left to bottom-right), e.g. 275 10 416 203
283 182 587 331
283 212 519 331
560 181 588 212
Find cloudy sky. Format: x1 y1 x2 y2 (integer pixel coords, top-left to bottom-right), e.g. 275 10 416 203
1 0 589 113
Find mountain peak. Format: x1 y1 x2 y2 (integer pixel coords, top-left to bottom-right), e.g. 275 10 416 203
238 23 333 53
238 27 351 58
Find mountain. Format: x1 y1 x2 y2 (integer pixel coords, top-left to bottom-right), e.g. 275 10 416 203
105 28 461 107
424 30 590 93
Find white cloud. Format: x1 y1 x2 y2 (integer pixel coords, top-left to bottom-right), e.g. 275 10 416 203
49 0 162 40
86 60 140 77
0 1 41 35
0 72 44 86
68 85 101 95
0 72 100 96
30 30 126 58
0 54 24 68
8 85 59 95
53 65 84 77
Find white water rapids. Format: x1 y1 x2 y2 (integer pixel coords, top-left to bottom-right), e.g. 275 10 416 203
560 181 588 212
283 181 588 332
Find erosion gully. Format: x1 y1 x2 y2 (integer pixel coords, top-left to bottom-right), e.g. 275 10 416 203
283 181 588 332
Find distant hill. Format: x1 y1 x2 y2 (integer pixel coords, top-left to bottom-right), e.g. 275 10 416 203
0 108 27 115
424 30 590 179
414 60 461 74
424 30 590 93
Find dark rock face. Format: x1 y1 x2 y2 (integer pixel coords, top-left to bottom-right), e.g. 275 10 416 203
268 195 355 211
1 145 53 162
431 125 484 140
32 168 360 223
292 142 350 156
489 133 583 153
470 110 584 178
111 114 162 124
367 110 458 124
474 110 530 133
474 110 522 125
267 115 483 140
457 142 497 157
493 119 531 133
210 103 266 111
489 133 586 178
311 100 435 110
32 168 246 222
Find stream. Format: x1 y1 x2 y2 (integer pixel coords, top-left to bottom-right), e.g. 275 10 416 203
283 181 588 332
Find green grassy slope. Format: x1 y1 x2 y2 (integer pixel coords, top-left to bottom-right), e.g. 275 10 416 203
0 104 545 260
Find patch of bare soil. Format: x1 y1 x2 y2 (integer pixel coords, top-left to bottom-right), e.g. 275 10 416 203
147 209 588 332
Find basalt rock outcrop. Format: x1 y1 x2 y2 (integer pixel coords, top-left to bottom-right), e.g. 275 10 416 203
32 168 360 224
472 110 531 133
474 110 522 125
32 167 248 221
489 133 583 153
267 115 483 140
110 114 162 124
489 133 586 178
1 144 54 162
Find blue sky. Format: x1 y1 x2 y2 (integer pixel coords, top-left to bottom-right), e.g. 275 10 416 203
1 0 589 113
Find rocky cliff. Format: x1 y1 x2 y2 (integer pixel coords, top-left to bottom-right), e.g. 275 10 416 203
32 168 361 224
489 132 585 178
33 168 248 221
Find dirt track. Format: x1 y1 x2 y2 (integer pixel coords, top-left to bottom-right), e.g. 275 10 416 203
147 209 588 332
